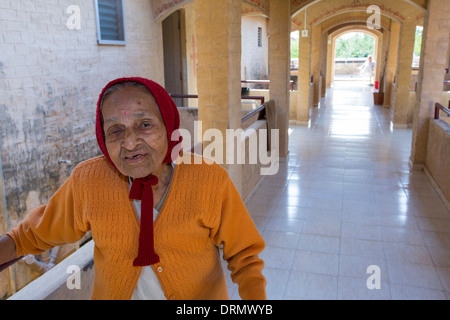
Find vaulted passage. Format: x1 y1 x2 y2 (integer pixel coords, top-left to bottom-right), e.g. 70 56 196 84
243 81 450 299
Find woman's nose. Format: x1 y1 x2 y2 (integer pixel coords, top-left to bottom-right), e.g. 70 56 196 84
123 129 139 150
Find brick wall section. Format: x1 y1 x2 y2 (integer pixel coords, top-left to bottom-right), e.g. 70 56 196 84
411 0 450 166
0 0 164 226
0 0 164 296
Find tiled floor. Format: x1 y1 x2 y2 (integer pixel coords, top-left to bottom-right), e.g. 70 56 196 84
225 80 450 300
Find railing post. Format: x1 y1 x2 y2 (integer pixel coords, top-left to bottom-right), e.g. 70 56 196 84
434 102 450 120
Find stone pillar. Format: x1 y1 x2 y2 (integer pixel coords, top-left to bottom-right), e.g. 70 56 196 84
384 21 400 107
297 26 311 123
268 0 290 157
331 37 336 83
410 0 450 167
326 35 333 88
392 19 416 126
380 29 389 78
319 31 328 98
376 28 390 103
311 25 321 106
195 0 242 192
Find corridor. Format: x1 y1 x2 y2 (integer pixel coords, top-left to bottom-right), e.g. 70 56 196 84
227 81 450 300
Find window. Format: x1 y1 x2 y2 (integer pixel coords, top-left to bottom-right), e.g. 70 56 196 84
257 27 262 47
95 0 126 45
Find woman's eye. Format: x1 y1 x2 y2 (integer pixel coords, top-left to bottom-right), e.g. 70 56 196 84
107 127 123 136
142 122 152 128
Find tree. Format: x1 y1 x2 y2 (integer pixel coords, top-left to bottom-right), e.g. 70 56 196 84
291 32 299 59
335 33 375 59
414 26 423 57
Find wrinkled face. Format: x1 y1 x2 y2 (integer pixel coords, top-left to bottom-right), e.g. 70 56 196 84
101 86 168 179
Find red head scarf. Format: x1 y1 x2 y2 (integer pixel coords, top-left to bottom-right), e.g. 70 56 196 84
95 77 182 266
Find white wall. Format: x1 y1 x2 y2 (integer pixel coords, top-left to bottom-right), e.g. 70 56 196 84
241 15 269 83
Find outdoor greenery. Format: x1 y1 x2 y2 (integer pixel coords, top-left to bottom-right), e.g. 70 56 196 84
335 33 375 59
291 31 299 59
414 26 423 57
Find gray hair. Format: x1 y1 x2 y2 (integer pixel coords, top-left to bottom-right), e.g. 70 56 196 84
99 81 152 109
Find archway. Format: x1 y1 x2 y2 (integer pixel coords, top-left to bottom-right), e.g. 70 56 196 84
331 30 378 84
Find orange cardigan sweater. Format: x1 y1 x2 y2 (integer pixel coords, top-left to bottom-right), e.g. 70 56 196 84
8 155 266 300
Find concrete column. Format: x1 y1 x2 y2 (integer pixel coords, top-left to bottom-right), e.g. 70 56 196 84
380 29 390 80
410 0 450 167
195 0 242 192
376 28 390 103
297 26 311 124
392 19 416 126
311 25 321 106
331 37 336 83
319 32 328 99
326 35 333 88
268 0 290 157
375 34 383 84
384 21 400 107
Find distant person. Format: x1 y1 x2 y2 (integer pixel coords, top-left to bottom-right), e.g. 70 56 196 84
360 55 376 86
0 77 267 300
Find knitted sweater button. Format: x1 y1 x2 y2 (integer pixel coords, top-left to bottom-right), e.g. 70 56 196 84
157 267 163 273
169 294 175 300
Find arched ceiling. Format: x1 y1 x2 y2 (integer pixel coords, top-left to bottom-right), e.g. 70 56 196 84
152 0 270 22
330 25 382 40
152 0 425 25
316 11 392 33
243 0 269 16
152 0 193 21
291 0 425 30
291 0 427 16
242 1 269 17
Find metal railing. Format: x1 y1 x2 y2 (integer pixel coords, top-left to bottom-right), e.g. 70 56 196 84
415 80 450 92
434 102 450 120
241 103 266 123
169 93 266 123
241 80 294 91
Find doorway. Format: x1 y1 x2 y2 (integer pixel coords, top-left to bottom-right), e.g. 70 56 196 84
333 32 376 83
162 10 187 107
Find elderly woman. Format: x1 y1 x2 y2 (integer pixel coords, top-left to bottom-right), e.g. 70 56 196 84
0 77 266 300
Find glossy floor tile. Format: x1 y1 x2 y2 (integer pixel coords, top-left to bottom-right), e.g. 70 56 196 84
226 80 450 300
